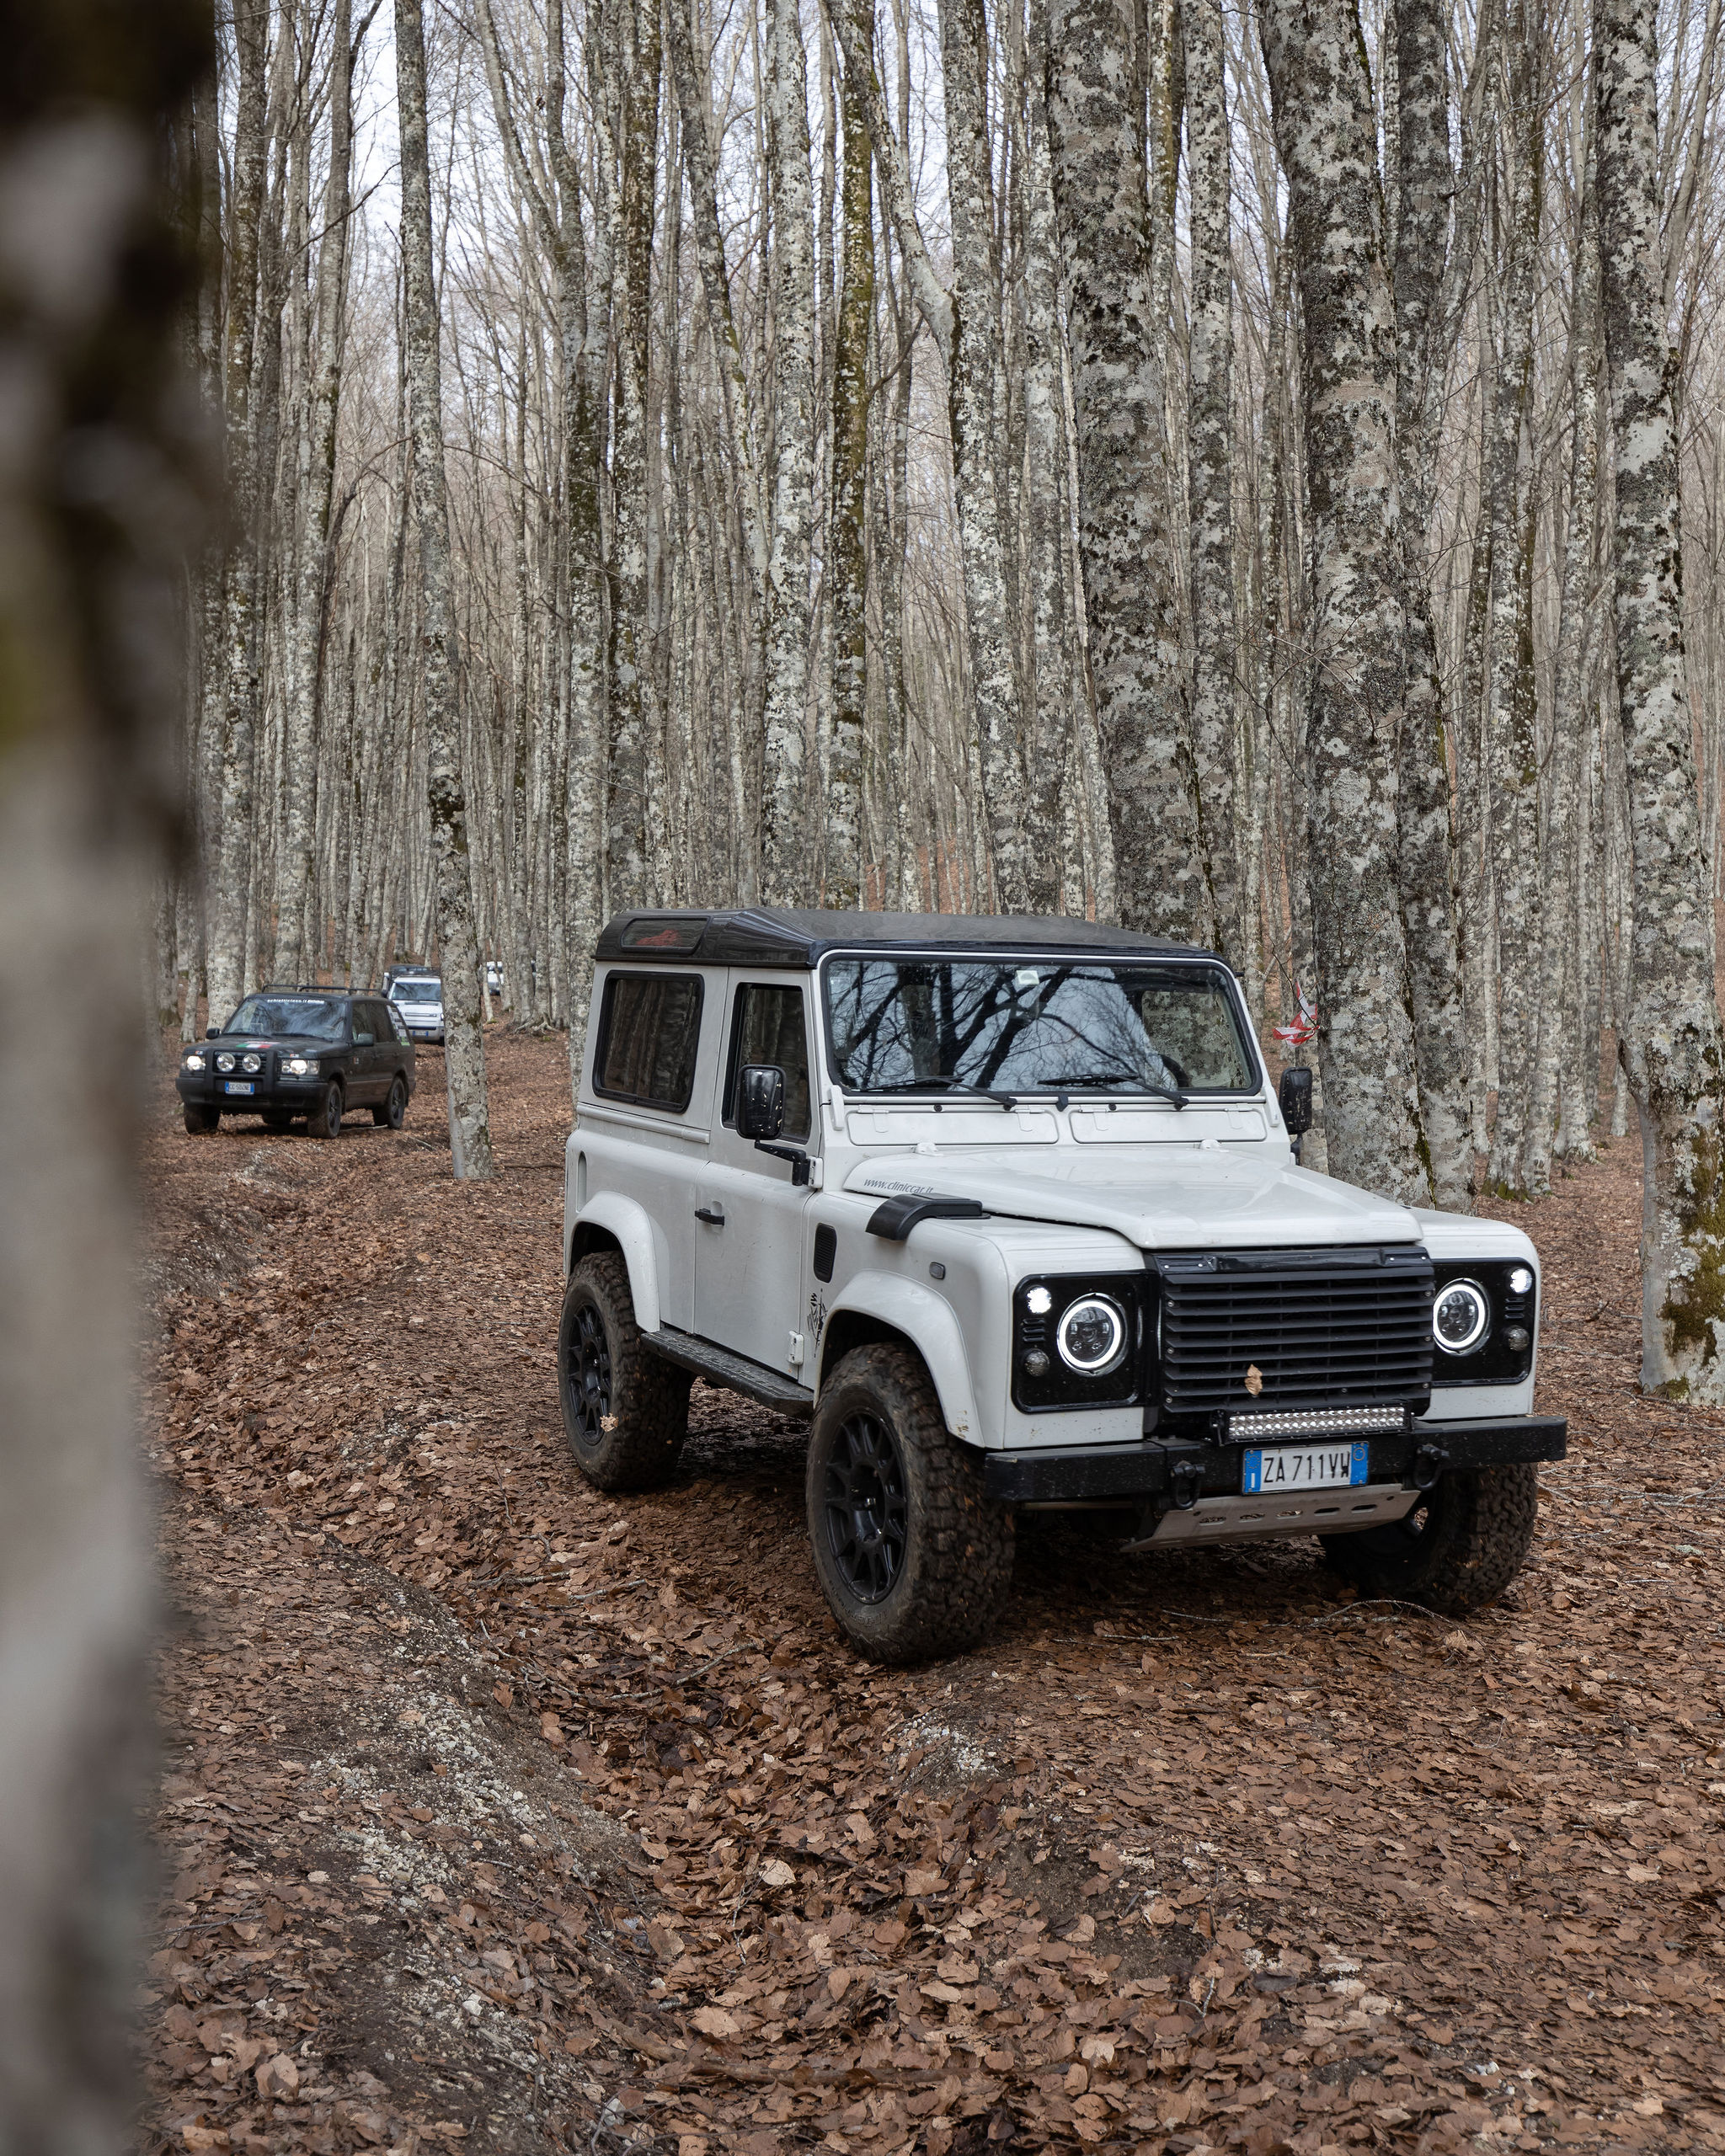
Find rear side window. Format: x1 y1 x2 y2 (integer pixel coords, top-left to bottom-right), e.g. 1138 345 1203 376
724 983 811 1141
595 972 704 1112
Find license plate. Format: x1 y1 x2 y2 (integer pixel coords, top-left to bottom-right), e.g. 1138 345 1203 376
222 1081 255 1095
1242 1441 1369 1493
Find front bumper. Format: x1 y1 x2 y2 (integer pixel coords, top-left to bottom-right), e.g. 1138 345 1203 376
175 1069 323 1108
981 1413 1567 1505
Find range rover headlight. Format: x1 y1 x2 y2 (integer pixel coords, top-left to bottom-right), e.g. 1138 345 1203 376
1057 1295 1127 1376
216 1052 235 1073
182 1053 206 1071
1433 1278 1489 1355
280 1055 316 1075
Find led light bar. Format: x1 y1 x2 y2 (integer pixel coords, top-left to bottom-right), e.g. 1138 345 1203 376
1226 1405 1407 1442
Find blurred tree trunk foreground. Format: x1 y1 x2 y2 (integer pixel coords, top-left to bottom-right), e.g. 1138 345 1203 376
0 1 211 2145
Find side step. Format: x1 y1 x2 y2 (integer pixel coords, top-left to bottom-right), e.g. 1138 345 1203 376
641 1325 814 1418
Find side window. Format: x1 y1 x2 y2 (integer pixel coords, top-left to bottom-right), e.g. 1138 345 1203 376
595 972 704 1112
364 1001 393 1042
724 984 811 1142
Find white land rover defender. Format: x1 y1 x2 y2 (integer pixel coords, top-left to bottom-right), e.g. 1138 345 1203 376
558 910 1565 1663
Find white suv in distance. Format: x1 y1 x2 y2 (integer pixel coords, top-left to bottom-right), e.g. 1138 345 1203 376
558 910 1565 1663
388 971 444 1045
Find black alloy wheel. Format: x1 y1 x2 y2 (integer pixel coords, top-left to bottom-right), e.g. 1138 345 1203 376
375 1074 408 1129
554 1254 689 1490
565 1299 612 1448
308 1080 343 1139
820 1411 909 1603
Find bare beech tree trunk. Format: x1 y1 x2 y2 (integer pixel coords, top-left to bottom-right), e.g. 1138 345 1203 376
936 0 1029 909
1483 0 1544 1195
0 3 206 2141
275 0 353 985
206 0 269 1027
761 0 819 900
1260 0 1429 1202
1535 113 1602 1179
397 0 494 1179
1183 0 1240 961
1017 0 1076 915
826 7 874 907
1595 0 1725 1398
1391 0 1472 1211
1044 0 1203 942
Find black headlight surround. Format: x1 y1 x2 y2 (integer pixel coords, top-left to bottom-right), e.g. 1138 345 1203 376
1012 1273 1147 1412
1429 1258 1536 1386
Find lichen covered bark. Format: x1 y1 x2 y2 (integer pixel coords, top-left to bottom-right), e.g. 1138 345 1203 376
1259 0 1428 1201
1391 0 1471 1211
397 0 494 1179
1183 0 1240 963
761 0 817 902
1595 0 1725 1396
1044 0 1202 942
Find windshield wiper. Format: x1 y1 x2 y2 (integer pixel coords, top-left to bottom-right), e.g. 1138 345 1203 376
857 1075 1020 1112
1045 1072 1188 1108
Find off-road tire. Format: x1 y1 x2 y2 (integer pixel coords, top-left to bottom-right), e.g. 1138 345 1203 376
1320 1463 1539 1616
183 1102 219 1134
558 1252 690 1491
374 1075 409 1129
308 1080 344 1139
806 1343 1014 1665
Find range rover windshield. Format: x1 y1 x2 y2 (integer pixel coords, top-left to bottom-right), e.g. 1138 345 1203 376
225 995 349 1040
824 958 1257 1097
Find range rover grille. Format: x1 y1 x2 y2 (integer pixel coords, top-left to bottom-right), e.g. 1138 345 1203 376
1155 1246 1434 1418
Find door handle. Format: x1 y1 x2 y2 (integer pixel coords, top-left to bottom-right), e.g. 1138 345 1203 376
694 1204 726 1226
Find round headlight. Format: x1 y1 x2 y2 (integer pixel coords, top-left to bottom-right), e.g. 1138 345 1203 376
216 1052 235 1073
1509 1265 1533 1297
182 1054 205 1071
1434 1279 1489 1355
1057 1295 1128 1376
242 1053 262 1074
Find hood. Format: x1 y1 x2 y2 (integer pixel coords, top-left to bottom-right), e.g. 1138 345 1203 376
208 1034 334 1054
843 1145 1420 1251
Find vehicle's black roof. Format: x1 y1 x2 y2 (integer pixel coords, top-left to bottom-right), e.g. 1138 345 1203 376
594 907 1215 969
256 983 360 997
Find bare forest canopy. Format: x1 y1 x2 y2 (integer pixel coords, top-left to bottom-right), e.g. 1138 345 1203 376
177 0 1725 1390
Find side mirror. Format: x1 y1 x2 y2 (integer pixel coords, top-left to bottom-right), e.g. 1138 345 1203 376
206 1026 219 1039
736 1065 787 1141
354 1031 374 1046
1279 1066 1313 1140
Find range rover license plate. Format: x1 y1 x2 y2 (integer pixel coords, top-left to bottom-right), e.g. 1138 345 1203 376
222 1081 255 1095
1242 1441 1369 1493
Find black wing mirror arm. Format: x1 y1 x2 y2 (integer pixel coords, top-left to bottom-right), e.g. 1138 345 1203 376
754 1139 813 1185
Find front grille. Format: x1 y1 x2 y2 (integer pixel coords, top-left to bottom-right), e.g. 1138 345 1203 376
1155 1246 1434 1419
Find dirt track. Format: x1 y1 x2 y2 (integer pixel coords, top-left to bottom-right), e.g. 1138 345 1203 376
137 1031 1725 2155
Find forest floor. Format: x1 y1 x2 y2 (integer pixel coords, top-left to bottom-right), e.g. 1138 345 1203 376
135 1031 1725 2156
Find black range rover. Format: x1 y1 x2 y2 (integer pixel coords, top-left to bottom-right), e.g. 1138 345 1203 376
178 989 416 1139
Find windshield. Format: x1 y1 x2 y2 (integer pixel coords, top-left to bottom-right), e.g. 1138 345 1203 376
225 995 348 1041
393 980 441 1003
824 958 1257 1096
